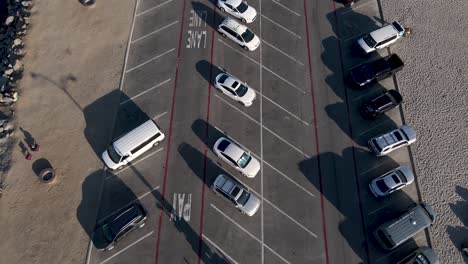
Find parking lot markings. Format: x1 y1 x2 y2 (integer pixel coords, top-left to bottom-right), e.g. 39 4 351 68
210 204 291 264
131 21 179 43
263 160 316 198
136 0 174 16
202 234 240 264
260 14 302 39
263 199 318 238
259 0 265 261
105 147 165 178
152 111 168 120
120 79 171 105
98 231 154 264
357 118 395 137
218 39 306 94
259 93 310 125
126 48 175 73
99 185 160 222
271 0 301 16
262 40 304 66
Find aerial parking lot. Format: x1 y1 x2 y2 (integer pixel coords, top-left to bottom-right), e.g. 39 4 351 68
2 0 467 263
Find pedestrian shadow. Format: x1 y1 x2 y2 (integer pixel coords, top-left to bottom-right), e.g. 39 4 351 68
298 147 420 263
447 185 468 261
19 127 36 147
195 60 225 87
83 90 150 158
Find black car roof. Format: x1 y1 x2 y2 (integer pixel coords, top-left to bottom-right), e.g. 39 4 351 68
108 203 146 233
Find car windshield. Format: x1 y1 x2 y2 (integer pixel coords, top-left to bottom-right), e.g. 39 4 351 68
218 74 228 84
236 2 248 13
241 29 255 42
235 83 248 96
101 224 115 242
107 145 122 163
237 152 252 168
371 95 392 110
237 190 250 205
363 35 377 48
376 179 390 193
361 65 375 79
372 139 382 152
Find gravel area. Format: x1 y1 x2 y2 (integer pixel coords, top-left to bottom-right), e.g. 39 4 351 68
380 0 468 262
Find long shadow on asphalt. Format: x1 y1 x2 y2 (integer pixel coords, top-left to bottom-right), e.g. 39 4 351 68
195 60 225 88
447 185 468 261
190 1 225 31
298 148 419 263
192 118 226 152
83 90 150 158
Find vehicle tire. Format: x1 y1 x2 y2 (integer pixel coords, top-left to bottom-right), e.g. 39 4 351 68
39 168 56 184
222 33 227 38
241 18 247 23
242 45 249 51
220 7 225 12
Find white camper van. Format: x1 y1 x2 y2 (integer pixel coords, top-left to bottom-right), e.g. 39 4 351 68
102 120 165 170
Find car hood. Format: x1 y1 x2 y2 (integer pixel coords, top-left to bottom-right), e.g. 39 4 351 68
241 194 260 216
242 6 257 22
239 87 256 104
245 35 260 50
350 67 370 85
357 38 373 54
243 156 260 178
92 227 112 250
102 150 119 170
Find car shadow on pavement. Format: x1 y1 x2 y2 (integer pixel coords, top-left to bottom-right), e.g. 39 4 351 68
298 147 419 263
190 1 225 32
447 185 468 261
195 60 225 88
76 169 138 239
192 118 227 152
83 90 150 159
321 35 398 147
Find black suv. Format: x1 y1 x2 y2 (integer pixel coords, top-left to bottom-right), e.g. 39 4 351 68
92 202 147 251
360 90 402 119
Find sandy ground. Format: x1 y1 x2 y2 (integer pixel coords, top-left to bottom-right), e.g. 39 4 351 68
380 0 468 263
0 0 134 263
0 0 466 263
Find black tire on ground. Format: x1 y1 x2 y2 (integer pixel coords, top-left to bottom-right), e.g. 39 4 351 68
242 18 247 23
39 168 56 183
220 7 225 12
242 45 249 50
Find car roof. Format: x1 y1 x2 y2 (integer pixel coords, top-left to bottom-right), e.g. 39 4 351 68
214 174 242 196
221 18 246 34
369 23 399 43
222 75 240 89
113 120 161 155
225 0 242 6
220 138 244 160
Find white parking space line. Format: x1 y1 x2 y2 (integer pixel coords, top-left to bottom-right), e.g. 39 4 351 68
106 147 165 178
120 79 171 105
210 204 291 264
98 231 154 264
341 0 375 15
218 39 306 94
263 199 318 238
260 14 302 39
136 0 174 16
152 111 168 120
262 40 304 66
357 119 395 137
215 94 310 157
213 125 315 198
99 186 160 221
259 93 309 125
202 234 240 264
271 0 301 16
131 21 179 43
359 160 387 176
126 48 175 73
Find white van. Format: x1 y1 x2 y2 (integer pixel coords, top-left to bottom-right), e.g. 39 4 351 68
102 120 165 170
357 21 406 54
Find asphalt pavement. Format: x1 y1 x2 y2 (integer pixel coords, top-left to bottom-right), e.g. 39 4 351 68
86 0 430 263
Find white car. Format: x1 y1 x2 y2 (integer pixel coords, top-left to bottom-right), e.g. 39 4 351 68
368 125 416 156
213 137 260 178
217 18 260 51
357 21 406 54
214 72 256 106
369 167 415 197
217 0 257 23
212 174 260 216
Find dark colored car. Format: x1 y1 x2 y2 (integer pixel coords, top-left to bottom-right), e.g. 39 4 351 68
396 247 439 264
360 90 402 119
92 202 147 251
349 54 404 88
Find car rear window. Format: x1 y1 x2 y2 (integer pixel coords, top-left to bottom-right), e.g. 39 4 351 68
218 74 228 84
391 174 401 184
376 179 390 193
217 140 230 152
231 186 241 197
393 131 403 141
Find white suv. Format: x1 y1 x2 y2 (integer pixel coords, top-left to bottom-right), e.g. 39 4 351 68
218 18 260 51
368 125 416 156
357 21 406 54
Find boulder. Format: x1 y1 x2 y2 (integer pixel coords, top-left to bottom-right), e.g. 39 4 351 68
5 16 14 26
